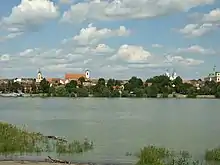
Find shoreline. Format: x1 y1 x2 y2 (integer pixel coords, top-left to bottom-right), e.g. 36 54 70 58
0 94 217 99
0 156 134 165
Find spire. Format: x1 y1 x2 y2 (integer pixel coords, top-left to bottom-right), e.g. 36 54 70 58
38 68 41 74
165 69 169 77
213 65 216 73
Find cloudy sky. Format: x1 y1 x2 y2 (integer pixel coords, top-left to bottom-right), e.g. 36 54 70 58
0 0 220 80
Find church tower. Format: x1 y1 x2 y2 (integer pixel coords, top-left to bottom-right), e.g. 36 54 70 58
36 69 43 83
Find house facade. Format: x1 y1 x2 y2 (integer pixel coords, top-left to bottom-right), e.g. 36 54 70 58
204 72 220 83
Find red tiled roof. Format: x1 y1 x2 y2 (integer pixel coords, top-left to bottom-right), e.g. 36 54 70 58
65 73 85 80
46 78 61 83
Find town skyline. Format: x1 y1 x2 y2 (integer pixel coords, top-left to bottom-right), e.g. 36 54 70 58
0 66 218 81
0 0 220 79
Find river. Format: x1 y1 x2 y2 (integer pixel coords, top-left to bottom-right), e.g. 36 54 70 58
0 97 220 163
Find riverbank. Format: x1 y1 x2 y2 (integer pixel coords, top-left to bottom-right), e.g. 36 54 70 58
0 161 132 165
0 156 133 165
0 161 61 165
0 93 217 99
0 162 46 165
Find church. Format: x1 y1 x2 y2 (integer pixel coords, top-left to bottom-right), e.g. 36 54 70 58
37 69 92 86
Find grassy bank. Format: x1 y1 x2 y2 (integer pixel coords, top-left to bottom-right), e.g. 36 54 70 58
135 145 220 165
0 122 93 157
1 121 220 165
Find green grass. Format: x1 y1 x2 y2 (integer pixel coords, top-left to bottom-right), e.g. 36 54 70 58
0 122 93 157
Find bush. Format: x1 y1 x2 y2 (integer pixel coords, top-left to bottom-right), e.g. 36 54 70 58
161 93 169 98
110 90 120 97
205 147 220 161
136 146 200 165
0 122 93 156
186 94 197 98
76 87 89 97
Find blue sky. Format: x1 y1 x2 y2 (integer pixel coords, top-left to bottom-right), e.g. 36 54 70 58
0 0 220 80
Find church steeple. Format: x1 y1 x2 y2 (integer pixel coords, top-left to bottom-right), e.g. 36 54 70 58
38 68 41 74
36 68 43 83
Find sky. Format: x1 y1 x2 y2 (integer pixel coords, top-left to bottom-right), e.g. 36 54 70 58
0 0 220 80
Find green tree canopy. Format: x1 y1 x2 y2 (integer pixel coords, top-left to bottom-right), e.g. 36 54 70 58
40 78 50 93
78 77 85 86
65 80 77 93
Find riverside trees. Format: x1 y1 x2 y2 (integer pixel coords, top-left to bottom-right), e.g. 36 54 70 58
34 75 220 98
3 74 220 98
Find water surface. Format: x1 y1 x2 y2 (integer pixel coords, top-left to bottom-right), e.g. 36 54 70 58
0 98 220 162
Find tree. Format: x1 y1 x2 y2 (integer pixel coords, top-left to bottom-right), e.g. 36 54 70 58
134 88 145 97
31 81 37 94
107 79 115 88
55 86 68 97
215 85 220 98
146 85 158 98
39 78 50 94
76 87 89 97
78 77 85 87
110 90 120 97
173 76 183 86
125 76 143 91
121 90 129 97
102 87 111 97
97 78 105 86
146 75 171 93
186 86 197 98
48 86 55 96
65 80 77 93
11 82 21 93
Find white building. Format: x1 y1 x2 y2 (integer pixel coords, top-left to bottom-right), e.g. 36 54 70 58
204 72 220 83
204 66 220 83
165 69 177 81
36 69 43 83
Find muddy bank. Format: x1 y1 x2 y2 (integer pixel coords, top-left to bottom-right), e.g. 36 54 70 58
0 156 133 165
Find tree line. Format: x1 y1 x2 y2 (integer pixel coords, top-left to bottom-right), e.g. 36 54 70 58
1 75 220 98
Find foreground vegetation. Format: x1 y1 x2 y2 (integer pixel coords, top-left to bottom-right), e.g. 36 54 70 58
1 75 220 98
0 122 93 157
136 145 220 165
2 121 220 164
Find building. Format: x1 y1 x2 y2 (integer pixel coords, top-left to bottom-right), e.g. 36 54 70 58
65 73 86 80
204 66 220 83
183 79 203 90
36 69 43 83
47 70 92 87
65 70 90 81
46 78 69 86
204 72 220 83
165 69 177 81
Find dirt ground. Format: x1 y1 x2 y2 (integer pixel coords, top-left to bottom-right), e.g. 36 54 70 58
0 161 75 165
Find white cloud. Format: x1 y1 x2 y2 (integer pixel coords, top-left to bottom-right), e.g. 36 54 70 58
179 23 215 37
73 23 130 45
202 8 220 23
177 45 215 54
152 44 163 48
0 54 10 61
179 8 220 37
110 45 152 63
59 0 73 5
92 44 114 53
74 44 114 54
1 43 205 78
61 0 214 23
0 0 59 40
165 55 204 66
0 32 23 42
